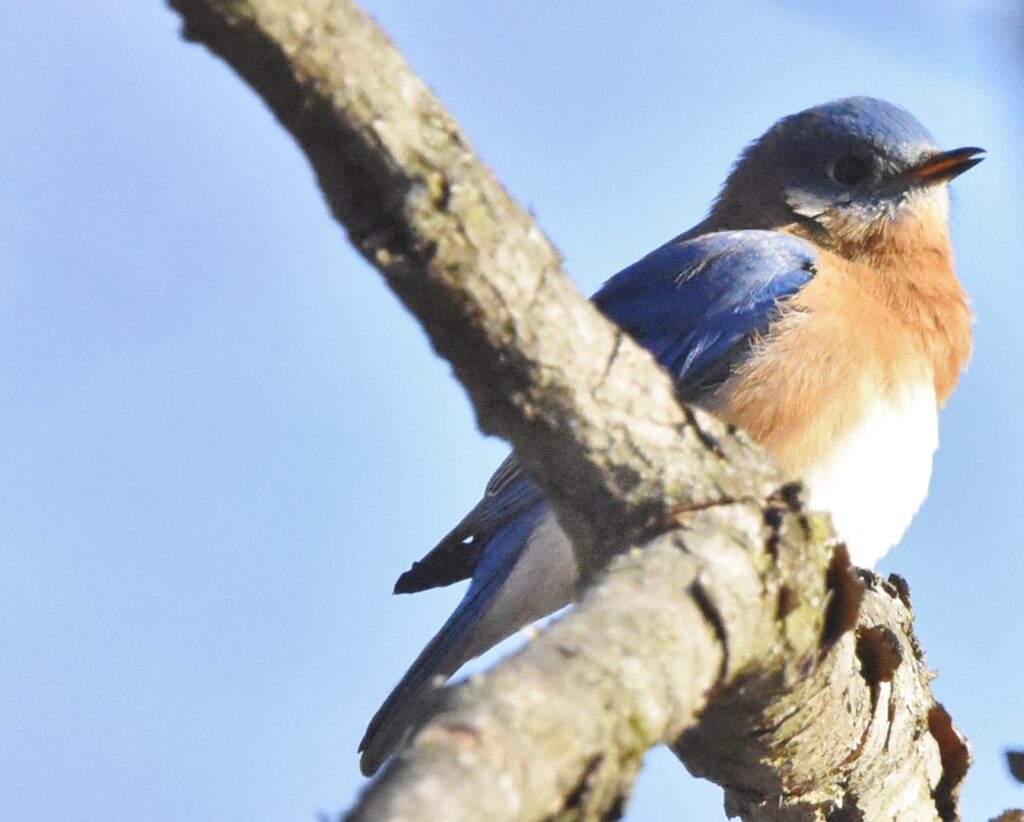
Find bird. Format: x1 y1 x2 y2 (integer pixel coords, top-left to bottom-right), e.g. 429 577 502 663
358 96 982 776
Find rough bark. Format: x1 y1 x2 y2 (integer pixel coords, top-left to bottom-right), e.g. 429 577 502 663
167 1 971 818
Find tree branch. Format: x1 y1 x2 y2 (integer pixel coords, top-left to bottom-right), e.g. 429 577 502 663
167 0 777 573
167 1 970 818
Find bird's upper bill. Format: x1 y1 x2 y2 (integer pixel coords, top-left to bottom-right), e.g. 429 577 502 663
906 146 985 185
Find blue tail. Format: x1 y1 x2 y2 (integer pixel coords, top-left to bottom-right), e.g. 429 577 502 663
358 504 546 775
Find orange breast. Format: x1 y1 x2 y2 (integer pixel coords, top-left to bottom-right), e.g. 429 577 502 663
708 236 972 477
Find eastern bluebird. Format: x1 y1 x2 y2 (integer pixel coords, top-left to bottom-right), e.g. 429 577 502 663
358 96 981 775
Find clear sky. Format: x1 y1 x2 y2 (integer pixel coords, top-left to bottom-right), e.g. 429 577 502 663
2 1 1022 819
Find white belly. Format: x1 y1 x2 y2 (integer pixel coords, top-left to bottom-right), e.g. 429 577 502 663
802 380 938 567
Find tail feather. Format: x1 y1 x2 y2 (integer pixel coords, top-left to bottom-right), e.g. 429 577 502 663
359 501 554 776
358 574 501 776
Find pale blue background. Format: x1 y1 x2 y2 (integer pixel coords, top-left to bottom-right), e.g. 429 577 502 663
2 2 1022 819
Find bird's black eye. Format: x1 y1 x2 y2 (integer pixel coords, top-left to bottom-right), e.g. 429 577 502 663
829 154 872 187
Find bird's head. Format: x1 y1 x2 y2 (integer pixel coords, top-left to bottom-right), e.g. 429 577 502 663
708 97 983 263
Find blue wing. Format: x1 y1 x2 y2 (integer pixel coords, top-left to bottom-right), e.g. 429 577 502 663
359 230 818 774
394 230 818 594
594 229 817 401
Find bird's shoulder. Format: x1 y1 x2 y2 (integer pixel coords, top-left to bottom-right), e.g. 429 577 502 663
594 229 819 400
595 229 818 304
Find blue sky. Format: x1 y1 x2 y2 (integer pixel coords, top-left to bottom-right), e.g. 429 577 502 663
2 2 1022 819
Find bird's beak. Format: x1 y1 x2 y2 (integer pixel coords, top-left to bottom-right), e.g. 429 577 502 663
907 146 985 185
